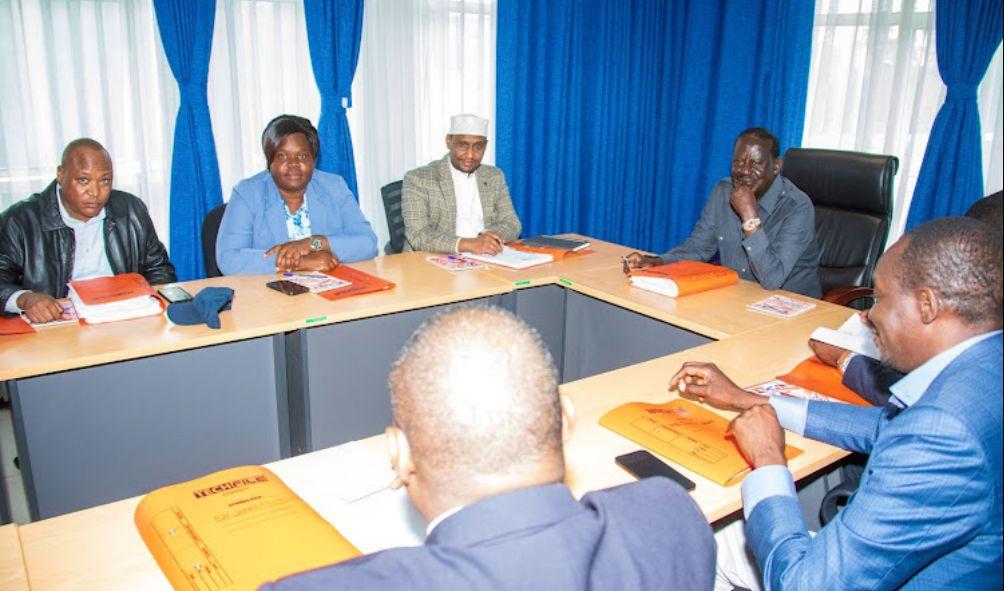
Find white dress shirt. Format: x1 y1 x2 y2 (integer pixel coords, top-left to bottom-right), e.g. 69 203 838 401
450 161 485 252
5 186 114 314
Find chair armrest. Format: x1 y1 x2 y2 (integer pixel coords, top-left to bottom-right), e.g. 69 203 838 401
823 285 874 307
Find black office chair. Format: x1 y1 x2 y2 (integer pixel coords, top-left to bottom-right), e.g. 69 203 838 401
381 180 406 254
782 148 899 307
201 203 227 278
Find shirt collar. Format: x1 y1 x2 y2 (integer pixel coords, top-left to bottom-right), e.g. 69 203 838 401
889 330 1002 408
56 185 106 228
425 505 464 536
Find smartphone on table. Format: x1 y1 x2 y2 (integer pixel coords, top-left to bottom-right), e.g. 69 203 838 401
615 450 696 491
266 280 310 296
158 285 194 304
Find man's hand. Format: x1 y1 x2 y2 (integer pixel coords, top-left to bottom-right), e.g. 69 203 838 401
668 362 764 411
727 404 788 469
622 251 663 274
17 292 64 324
459 231 503 255
809 339 850 368
267 238 312 271
295 251 339 272
729 184 759 224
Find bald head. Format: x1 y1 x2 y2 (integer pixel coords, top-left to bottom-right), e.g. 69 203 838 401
388 306 562 490
61 138 111 169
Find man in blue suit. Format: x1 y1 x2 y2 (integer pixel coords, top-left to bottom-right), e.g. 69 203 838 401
671 217 1003 590
261 306 716 590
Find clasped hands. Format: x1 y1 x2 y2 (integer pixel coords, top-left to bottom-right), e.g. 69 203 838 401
266 237 338 272
668 362 788 469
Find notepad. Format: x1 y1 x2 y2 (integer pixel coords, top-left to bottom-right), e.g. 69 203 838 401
464 246 554 269
810 313 880 359
68 274 162 324
600 398 802 486
518 235 590 251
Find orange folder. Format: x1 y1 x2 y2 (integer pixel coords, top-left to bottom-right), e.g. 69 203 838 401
508 242 596 260
777 356 872 406
135 465 360 590
0 315 34 335
317 265 396 301
629 261 739 296
69 273 155 305
600 398 803 486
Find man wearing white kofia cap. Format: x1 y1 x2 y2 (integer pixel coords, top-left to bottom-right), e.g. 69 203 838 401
401 114 522 254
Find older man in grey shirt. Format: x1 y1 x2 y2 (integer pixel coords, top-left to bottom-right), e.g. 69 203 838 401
625 127 821 298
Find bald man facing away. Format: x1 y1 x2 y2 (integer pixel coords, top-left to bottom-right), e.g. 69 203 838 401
261 306 716 591
0 138 175 323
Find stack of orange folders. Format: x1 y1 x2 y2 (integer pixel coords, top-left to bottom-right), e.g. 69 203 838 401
508 242 595 261
135 465 360 590
600 398 802 486
317 265 396 302
68 273 164 324
777 357 872 406
628 261 739 297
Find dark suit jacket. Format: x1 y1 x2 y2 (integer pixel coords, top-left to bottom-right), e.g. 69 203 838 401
260 478 716 591
843 355 902 409
0 180 175 309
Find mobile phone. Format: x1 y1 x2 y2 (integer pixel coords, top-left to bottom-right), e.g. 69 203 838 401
158 285 194 304
615 450 696 491
266 280 310 296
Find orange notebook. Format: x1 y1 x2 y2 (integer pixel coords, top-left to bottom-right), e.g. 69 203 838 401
135 465 360 590
777 357 872 407
0 315 34 335
628 261 739 297
317 265 396 302
68 273 155 305
600 398 803 486
508 242 596 260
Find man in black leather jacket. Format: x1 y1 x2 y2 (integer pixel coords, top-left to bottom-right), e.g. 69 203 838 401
0 138 175 323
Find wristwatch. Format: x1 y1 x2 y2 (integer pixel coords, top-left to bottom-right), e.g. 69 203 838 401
741 218 762 233
309 237 323 252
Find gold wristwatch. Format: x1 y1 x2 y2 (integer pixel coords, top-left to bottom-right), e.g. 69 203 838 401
741 218 762 233
309 237 323 252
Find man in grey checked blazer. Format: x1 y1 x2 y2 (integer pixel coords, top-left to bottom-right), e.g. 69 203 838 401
402 114 521 254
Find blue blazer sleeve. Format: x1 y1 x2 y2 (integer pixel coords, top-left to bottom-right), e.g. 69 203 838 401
216 181 279 275
747 404 994 590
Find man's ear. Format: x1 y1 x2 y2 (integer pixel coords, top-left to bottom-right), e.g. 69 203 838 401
917 287 941 325
774 156 782 176
56 165 64 186
444 134 452 150
385 426 416 488
559 393 576 443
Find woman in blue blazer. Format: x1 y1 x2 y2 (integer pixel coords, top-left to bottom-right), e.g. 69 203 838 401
216 115 377 275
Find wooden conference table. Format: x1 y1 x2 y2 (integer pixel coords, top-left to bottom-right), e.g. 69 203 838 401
15 305 852 590
0 235 851 522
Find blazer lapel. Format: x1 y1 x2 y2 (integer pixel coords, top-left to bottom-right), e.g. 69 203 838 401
264 179 290 245
474 165 493 219
305 176 327 234
437 155 458 229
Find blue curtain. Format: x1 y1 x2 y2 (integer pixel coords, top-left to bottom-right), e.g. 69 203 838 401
304 0 364 197
906 0 1002 229
496 0 814 253
154 0 224 281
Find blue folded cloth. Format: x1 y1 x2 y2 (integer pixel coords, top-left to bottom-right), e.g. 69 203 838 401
166 287 234 329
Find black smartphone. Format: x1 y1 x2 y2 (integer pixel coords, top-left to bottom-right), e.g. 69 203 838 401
615 450 696 491
158 285 194 304
266 280 310 296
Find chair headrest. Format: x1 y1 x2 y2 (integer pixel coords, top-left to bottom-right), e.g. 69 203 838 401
782 148 898 216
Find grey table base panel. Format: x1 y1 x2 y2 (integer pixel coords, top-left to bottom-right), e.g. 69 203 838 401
562 290 712 382
290 296 504 454
499 285 567 381
10 335 289 520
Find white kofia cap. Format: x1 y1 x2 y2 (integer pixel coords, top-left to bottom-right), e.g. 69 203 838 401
449 114 489 137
